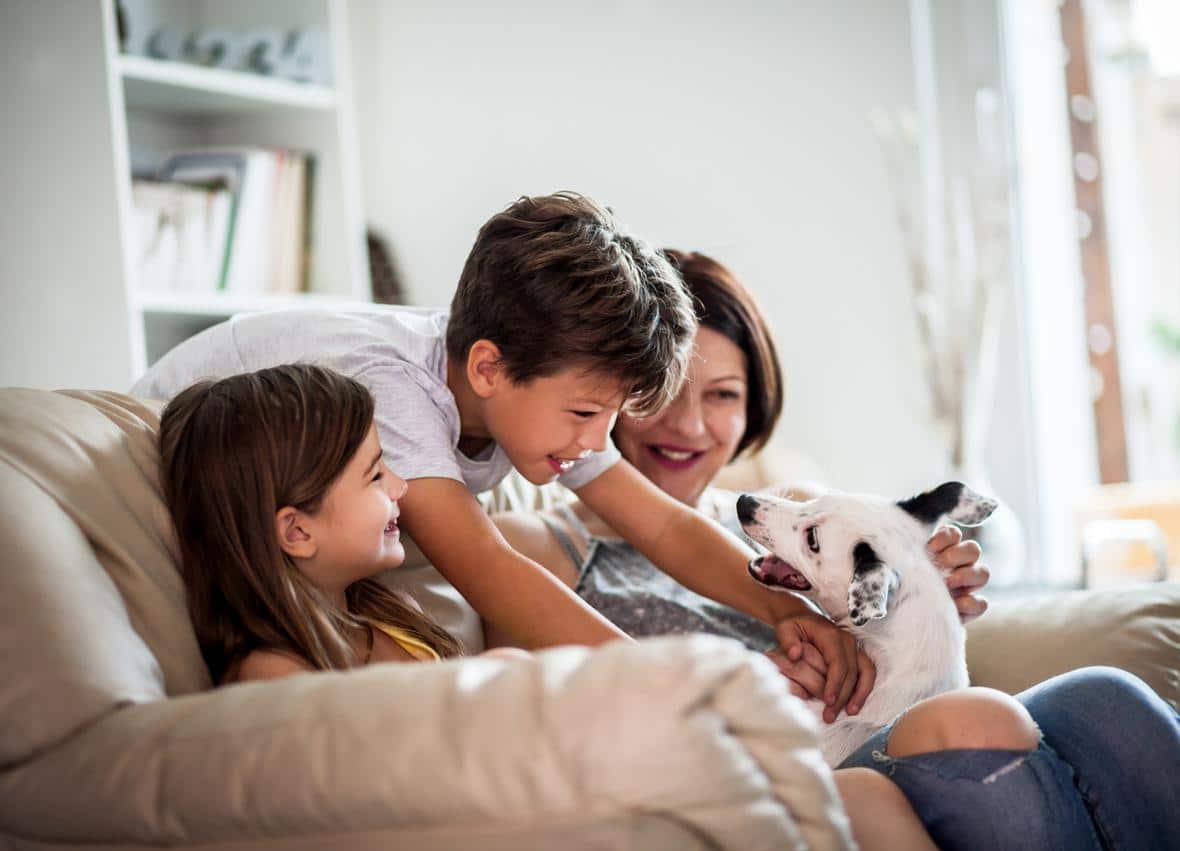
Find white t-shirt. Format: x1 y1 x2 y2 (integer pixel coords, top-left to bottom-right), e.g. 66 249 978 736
132 306 620 494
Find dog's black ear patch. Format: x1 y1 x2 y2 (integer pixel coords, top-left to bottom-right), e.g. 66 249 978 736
897 481 997 527
849 541 898 627
852 542 882 577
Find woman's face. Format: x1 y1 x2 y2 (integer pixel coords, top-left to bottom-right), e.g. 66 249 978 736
614 326 748 507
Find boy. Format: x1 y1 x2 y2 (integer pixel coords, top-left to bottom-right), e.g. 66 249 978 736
136 192 871 715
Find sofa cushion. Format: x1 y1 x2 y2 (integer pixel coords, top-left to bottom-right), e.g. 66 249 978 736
0 636 851 850
966 582 1180 710
0 389 211 766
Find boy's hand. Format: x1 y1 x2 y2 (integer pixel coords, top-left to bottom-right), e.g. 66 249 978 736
774 612 875 723
765 642 827 700
927 525 990 623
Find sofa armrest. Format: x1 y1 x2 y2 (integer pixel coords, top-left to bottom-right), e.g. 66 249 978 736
966 582 1180 710
0 636 852 851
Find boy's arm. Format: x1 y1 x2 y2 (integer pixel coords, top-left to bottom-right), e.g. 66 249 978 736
577 462 808 625
399 477 629 649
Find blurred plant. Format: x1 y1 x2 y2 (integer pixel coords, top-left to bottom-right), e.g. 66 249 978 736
870 91 1013 472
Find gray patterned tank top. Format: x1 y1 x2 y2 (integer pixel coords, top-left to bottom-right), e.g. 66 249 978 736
540 502 777 652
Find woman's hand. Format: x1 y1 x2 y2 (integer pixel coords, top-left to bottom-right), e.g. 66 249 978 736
927 525 990 623
773 612 876 722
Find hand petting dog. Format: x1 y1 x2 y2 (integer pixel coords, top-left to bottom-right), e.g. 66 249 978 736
929 525 990 622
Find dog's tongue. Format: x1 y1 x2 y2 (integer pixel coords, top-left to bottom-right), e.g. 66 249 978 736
750 554 812 591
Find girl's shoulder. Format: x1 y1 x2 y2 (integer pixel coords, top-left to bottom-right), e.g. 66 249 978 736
226 647 313 684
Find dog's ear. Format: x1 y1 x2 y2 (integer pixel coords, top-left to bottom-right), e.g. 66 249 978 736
848 542 899 627
897 481 997 528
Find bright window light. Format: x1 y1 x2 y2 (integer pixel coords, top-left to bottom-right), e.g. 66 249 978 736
1137 0 1180 75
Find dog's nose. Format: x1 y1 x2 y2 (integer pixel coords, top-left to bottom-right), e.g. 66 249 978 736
736 494 759 524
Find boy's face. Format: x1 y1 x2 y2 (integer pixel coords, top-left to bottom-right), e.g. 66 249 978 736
484 367 628 485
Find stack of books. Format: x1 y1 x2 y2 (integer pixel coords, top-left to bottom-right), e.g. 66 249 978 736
131 147 313 295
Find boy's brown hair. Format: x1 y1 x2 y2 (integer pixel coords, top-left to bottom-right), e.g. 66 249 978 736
447 191 697 416
159 364 462 683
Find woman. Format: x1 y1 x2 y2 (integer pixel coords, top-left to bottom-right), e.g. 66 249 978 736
493 250 1180 850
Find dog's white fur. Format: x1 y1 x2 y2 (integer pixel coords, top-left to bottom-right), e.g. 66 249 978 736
737 482 996 767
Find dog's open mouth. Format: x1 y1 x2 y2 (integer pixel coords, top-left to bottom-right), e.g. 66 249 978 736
747 554 812 591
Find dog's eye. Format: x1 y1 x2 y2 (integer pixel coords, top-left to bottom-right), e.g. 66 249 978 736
805 525 820 553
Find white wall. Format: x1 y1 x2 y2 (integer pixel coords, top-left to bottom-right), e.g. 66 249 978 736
0 1 140 391
349 0 1036 545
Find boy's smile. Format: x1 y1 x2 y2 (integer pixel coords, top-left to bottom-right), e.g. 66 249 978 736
547 453 587 475
477 366 628 485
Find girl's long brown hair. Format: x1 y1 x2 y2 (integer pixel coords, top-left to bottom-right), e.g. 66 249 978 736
159 364 461 683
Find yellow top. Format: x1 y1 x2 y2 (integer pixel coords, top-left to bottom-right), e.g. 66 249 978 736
372 621 441 662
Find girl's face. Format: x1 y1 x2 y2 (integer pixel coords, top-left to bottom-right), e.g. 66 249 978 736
613 327 748 507
299 424 408 593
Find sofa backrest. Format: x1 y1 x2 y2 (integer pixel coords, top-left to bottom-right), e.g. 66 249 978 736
0 389 211 766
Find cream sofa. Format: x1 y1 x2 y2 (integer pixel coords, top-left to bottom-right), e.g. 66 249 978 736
0 389 852 850
1 388 1177 850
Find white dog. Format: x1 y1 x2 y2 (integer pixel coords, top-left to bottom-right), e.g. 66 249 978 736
736 482 996 767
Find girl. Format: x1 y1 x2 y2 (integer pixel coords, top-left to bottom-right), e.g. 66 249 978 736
159 363 463 683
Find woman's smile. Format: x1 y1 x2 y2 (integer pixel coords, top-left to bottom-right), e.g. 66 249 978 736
646 443 709 469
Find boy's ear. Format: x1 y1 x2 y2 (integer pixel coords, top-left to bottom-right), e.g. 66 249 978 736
275 506 317 559
466 339 506 398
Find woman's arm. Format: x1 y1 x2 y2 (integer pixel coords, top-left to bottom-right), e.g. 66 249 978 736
399 477 629 649
484 510 581 648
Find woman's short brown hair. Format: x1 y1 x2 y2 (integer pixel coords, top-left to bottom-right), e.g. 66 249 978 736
447 192 697 416
662 249 784 459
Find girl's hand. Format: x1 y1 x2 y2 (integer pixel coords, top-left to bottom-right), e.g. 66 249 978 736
927 525 990 623
774 613 876 723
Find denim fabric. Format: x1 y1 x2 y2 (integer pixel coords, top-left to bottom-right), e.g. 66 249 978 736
1017 667 1180 850
838 667 1180 850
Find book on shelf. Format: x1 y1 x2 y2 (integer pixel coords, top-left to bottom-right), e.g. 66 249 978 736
131 179 232 294
149 146 312 296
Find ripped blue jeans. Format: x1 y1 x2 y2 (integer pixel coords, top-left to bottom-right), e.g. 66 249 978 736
838 667 1180 850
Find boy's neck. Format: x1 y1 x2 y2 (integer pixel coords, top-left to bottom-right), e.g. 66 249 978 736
446 354 494 457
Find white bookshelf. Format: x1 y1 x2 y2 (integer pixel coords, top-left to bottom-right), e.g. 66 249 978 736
119 54 339 115
135 289 379 317
0 0 371 390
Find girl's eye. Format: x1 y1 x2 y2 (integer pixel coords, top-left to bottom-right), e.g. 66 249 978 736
714 389 741 400
805 525 820 553
372 471 384 483
571 410 597 420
